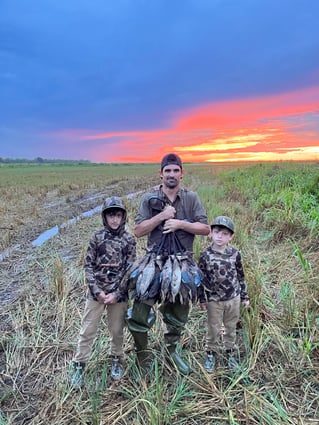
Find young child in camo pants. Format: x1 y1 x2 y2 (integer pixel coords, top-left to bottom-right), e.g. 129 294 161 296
198 216 249 372
71 196 136 387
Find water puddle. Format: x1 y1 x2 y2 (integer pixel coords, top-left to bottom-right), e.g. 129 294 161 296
31 225 60 247
0 191 144 262
31 205 102 247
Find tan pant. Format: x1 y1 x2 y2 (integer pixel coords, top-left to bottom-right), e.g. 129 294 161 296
73 298 128 363
206 295 240 352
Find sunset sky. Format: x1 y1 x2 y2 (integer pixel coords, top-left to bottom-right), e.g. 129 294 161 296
1 0 319 163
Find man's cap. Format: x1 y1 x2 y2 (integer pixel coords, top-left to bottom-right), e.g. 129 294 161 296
160 153 183 170
211 216 234 233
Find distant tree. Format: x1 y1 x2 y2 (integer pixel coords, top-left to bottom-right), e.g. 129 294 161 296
0 157 92 164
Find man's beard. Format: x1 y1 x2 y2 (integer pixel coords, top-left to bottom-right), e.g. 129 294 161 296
164 178 178 188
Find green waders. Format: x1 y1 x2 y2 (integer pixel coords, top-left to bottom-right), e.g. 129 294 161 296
127 301 191 375
160 302 191 375
126 302 156 370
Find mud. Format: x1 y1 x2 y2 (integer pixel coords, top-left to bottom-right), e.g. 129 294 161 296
0 179 155 306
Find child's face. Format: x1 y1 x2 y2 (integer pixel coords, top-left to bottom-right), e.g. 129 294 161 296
105 210 124 230
211 226 233 249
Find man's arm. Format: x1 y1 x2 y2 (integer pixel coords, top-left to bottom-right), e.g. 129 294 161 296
163 219 210 236
161 190 210 236
134 205 176 238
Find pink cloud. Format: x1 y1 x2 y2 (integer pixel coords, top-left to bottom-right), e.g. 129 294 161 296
48 85 319 162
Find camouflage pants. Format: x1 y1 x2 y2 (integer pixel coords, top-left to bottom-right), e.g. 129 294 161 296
205 295 240 352
73 298 128 363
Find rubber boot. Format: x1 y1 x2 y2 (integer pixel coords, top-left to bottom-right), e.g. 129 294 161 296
136 350 153 373
161 302 191 375
130 328 148 351
126 302 156 372
166 344 191 375
128 310 149 367
130 330 153 372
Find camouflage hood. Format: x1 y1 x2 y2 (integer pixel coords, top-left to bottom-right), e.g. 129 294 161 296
102 196 127 235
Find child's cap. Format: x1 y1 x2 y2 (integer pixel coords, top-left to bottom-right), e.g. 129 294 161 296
160 153 183 170
211 216 234 233
102 196 126 214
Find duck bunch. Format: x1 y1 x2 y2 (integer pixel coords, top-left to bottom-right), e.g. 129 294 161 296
123 234 202 304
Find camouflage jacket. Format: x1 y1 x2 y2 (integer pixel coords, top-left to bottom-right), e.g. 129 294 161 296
198 245 249 303
84 227 136 302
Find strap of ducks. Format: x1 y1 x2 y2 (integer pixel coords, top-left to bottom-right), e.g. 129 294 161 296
123 232 202 305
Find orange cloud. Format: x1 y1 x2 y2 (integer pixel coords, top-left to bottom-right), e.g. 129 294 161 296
51 85 319 162
174 87 319 131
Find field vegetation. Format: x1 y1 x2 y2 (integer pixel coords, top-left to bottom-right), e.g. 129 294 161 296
0 162 158 251
0 161 318 424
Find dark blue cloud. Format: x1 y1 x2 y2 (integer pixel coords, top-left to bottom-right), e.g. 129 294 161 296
1 0 319 158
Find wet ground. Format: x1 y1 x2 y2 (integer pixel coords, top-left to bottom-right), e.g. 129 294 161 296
0 180 154 306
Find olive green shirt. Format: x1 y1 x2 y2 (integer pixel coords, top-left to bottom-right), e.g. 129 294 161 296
135 186 208 253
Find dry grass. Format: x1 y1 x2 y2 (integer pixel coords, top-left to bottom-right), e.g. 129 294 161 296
0 162 318 424
0 163 159 251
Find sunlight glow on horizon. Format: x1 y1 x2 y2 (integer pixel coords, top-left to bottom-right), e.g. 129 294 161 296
49 86 319 163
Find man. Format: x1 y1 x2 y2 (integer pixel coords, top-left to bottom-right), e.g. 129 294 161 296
126 153 210 375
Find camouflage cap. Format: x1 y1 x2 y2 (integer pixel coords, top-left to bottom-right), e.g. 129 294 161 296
102 196 126 213
211 216 234 233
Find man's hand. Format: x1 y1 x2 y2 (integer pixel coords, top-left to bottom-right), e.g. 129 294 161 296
163 218 180 234
161 205 176 220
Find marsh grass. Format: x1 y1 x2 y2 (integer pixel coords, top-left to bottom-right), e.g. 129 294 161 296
0 163 159 251
0 162 318 424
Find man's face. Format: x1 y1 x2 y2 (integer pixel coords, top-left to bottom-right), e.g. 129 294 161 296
160 165 183 189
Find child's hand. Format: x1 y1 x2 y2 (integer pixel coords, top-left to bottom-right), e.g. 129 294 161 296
97 291 107 304
241 300 250 309
200 303 207 311
103 293 117 305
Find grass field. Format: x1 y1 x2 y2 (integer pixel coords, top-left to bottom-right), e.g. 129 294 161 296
0 161 318 424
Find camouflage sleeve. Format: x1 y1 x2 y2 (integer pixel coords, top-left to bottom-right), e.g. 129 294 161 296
197 252 208 303
114 233 137 300
84 234 102 299
236 251 249 301
126 234 137 266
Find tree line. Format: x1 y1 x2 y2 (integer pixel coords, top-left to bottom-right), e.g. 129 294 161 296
0 157 91 164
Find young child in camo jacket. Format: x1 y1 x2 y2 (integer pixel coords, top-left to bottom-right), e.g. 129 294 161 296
71 196 136 387
198 216 249 372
